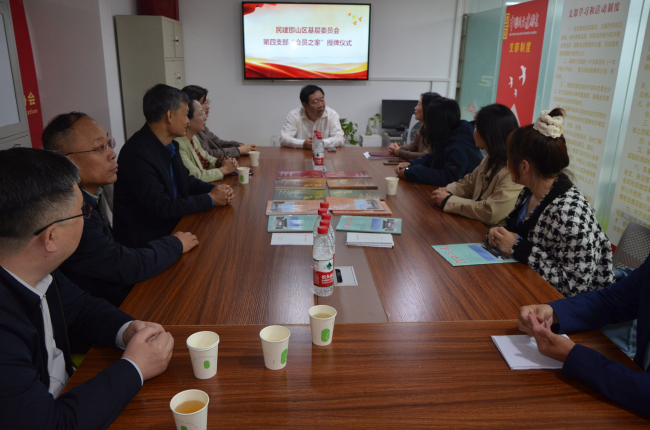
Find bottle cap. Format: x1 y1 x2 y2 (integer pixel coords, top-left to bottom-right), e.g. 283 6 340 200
320 202 330 209
318 208 328 216
320 220 330 227
317 226 328 234
321 212 332 220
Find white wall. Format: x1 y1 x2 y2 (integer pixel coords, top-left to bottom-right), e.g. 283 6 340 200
179 0 463 145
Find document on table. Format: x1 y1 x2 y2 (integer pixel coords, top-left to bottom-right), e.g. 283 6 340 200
346 232 394 248
492 335 569 370
271 233 314 246
432 243 517 266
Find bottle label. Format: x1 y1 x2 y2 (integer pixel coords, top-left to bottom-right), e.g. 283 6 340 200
313 152 324 165
313 258 334 287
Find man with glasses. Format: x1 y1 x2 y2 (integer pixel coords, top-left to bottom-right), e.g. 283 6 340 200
42 112 199 308
0 147 174 429
280 84 345 149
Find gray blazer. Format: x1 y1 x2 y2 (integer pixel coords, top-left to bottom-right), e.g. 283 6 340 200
196 125 242 159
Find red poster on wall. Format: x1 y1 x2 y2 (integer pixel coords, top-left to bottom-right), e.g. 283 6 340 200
9 0 43 148
495 0 548 126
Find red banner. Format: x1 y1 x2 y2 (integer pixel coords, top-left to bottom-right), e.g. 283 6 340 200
496 0 548 126
10 0 43 148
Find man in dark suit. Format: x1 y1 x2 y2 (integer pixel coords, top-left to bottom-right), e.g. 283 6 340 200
0 148 174 429
42 112 199 307
518 255 650 416
114 84 234 248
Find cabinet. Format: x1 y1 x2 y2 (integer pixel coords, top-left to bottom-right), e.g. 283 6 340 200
115 15 185 140
0 0 30 150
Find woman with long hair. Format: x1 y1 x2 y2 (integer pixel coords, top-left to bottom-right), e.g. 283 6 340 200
388 92 440 159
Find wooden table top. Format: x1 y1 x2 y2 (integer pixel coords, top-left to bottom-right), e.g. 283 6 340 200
65 323 649 428
119 146 562 325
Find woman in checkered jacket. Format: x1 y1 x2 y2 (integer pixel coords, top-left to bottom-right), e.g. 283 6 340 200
488 108 615 297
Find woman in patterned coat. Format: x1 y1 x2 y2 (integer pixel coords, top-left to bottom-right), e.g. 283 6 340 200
488 108 614 297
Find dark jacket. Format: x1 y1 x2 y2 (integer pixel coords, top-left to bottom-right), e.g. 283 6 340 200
0 267 141 429
549 254 650 416
114 124 215 248
60 191 183 307
404 120 483 186
197 125 242 159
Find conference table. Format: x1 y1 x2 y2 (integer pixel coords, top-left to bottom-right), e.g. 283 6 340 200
65 147 649 427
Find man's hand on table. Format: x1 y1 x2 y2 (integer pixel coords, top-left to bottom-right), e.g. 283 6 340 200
303 137 313 150
122 322 174 380
431 187 451 206
172 231 199 253
210 184 235 206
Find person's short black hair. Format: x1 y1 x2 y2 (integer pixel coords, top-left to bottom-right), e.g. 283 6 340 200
475 104 518 177
300 85 324 104
42 112 88 152
182 85 208 103
143 84 190 123
0 148 80 256
423 97 461 145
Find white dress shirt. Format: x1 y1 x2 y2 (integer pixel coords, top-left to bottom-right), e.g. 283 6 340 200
5 270 142 398
280 106 345 148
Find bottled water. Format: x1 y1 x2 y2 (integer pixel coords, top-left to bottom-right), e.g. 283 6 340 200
313 225 334 297
313 130 324 167
313 207 328 237
320 213 335 265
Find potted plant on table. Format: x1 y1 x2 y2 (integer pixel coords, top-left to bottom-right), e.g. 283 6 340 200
340 118 359 145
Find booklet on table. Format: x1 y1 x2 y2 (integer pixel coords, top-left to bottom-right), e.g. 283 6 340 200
432 243 517 266
336 216 402 234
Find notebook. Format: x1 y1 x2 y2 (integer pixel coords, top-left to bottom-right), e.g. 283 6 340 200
491 335 569 370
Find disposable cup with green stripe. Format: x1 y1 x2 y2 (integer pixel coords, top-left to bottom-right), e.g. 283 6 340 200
259 325 290 370
309 305 337 346
186 331 219 379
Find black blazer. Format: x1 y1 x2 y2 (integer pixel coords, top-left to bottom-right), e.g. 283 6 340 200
0 267 141 429
59 191 184 307
113 124 215 248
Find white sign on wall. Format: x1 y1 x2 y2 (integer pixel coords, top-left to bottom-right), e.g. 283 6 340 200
547 0 630 207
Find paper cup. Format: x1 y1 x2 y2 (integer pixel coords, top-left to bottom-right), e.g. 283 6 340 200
309 305 337 346
170 389 209 430
186 331 219 379
249 150 260 167
237 167 250 184
385 177 399 196
259 325 290 370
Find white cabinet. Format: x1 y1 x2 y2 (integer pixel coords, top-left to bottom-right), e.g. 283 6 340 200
0 0 30 150
116 15 185 140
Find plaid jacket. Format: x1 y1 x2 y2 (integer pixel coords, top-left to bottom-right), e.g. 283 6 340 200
505 173 615 297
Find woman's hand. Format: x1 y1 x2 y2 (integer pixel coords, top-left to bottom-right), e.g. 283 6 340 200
488 226 518 255
388 142 400 155
431 187 450 206
219 157 238 175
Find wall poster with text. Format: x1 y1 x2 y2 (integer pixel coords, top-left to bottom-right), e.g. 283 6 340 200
496 0 549 126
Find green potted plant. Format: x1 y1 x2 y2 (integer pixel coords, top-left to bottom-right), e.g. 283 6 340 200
340 118 359 145
365 113 384 135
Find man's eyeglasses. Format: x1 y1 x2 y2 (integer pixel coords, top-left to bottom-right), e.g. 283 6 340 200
63 138 116 156
33 201 93 236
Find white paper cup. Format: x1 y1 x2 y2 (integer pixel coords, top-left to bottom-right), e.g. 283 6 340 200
186 331 219 379
237 167 250 184
385 177 399 196
249 150 260 167
308 305 337 346
259 325 290 370
170 389 209 430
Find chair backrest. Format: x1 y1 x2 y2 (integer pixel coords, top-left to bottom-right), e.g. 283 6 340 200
405 114 420 144
613 222 650 269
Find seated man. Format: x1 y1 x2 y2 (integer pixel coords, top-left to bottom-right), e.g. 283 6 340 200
0 147 174 429
42 112 199 307
114 84 234 248
182 85 257 159
280 84 345 149
518 254 650 416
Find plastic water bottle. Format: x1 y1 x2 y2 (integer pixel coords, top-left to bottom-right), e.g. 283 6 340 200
313 225 334 297
313 207 328 237
320 213 335 265
313 130 324 168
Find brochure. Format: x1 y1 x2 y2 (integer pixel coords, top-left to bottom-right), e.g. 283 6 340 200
277 170 324 179
432 243 517 266
268 215 318 232
328 189 384 200
273 189 327 200
331 200 393 216
324 171 372 179
326 179 378 190
275 178 327 189
265 200 322 215
336 216 402 234
325 197 383 211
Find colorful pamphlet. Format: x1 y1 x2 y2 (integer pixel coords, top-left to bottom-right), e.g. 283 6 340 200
273 189 327 200
432 243 517 266
277 170 324 179
324 171 372 179
265 200 322 215
330 200 393 217
268 215 318 232
275 178 327 189
326 179 378 189
336 216 402 234
326 197 383 211
328 189 384 200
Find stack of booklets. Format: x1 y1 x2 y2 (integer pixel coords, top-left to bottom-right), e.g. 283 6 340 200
275 178 327 190
326 179 377 190
325 197 393 216
329 189 383 199
346 232 394 248
273 189 327 200
324 171 372 179
267 215 317 232
336 216 402 234
277 170 324 178
266 200 321 215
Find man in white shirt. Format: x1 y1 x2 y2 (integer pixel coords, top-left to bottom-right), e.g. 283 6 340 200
280 84 345 149
0 147 174 429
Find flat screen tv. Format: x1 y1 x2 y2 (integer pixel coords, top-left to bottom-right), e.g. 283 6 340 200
242 2 371 80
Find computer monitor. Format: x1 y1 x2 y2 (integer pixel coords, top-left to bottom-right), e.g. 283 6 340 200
381 100 418 131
